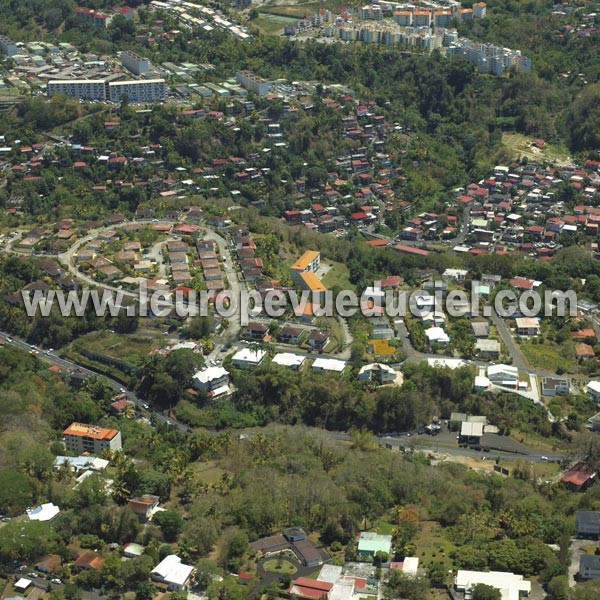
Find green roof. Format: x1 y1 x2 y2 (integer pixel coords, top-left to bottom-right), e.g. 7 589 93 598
357 532 392 554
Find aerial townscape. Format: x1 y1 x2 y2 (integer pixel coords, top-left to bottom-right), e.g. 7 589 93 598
1 0 600 600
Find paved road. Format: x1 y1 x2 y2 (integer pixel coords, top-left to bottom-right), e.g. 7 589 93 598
0 330 191 434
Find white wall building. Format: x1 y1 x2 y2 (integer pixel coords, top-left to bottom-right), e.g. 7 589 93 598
272 352 306 370
108 79 166 102
121 50 150 75
312 358 347 374
231 347 266 369
151 555 195 591
192 366 230 396
455 569 531 600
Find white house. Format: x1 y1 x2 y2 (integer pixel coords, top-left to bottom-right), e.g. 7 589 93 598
192 366 230 396
27 502 60 522
487 364 518 387
272 352 306 370
402 557 419 578
358 363 397 384
311 358 347 374
442 268 468 282
151 555 195 591
425 326 450 346
455 570 531 600
231 347 266 369
474 375 490 391
15 579 32 592
586 381 600 402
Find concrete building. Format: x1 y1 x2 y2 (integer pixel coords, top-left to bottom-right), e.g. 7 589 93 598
108 79 166 102
311 357 347 374
27 503 60 522
358 363 397 384
455 570 531 600
541 377 570 396
272 352 306 370
235 70 271 95
121 50 150 75
63 422 122 455
192 366 230 396
0 35 18 57
48 79 108 101
151 555 194 591
487 364 518 387
586 380 600 402
231 347 266 369
290 250 321 283
357 532 392 557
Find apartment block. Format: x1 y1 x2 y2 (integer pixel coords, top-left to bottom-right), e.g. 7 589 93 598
108 79 166 102
121 50 150 75
63 422 122 455
235 70 271 95
0 35 18 57
47 79 108 101
290 250 321 283
75 7 112 28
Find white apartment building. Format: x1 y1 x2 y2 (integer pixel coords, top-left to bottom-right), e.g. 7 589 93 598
47 79 108 100
121 50 150 75
47 78 166 102
108 79 166 102
235 70 271 95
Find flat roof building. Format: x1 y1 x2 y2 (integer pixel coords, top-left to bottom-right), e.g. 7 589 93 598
455 570 531 600
121 50 150 75
63 422 122 454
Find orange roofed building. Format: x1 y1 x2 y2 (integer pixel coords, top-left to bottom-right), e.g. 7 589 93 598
63 422 122 455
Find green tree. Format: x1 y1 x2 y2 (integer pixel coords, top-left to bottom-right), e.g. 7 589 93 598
153 510 184 543
471 584 501 600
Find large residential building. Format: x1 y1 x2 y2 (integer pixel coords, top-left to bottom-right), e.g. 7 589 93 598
63 422 122 455
290 250 321 283
455 570 531 600
121 50 150 75
47 79 167 102
75 7 113 28
0 35 18 57
108 79 166 102
47 80 108 101
235 70 271 95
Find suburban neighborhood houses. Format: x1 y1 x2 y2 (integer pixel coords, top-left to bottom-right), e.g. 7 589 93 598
2 0 600 599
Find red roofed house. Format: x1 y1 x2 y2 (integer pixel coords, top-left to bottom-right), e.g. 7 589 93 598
289 577 333 599
561 462 597 492
509 276 537 291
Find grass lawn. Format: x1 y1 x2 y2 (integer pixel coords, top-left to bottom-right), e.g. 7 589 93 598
414 521 456 573
321 261 352 290
374 518 395 535
502 133 571 165
519 339 579 373
71 330 164 367
191 460 230 486
253 17 285 35
263 558 298 574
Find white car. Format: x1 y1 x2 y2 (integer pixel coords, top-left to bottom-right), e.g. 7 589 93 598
51 579 62 585
540 455 549 461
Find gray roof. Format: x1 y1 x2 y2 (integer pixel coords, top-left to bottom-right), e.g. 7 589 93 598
580 554 600 569
577 511 600 531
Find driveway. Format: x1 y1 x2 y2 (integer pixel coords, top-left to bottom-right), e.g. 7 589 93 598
568 538 591 587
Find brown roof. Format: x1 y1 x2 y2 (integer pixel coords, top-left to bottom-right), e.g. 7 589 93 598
74 551 104 570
